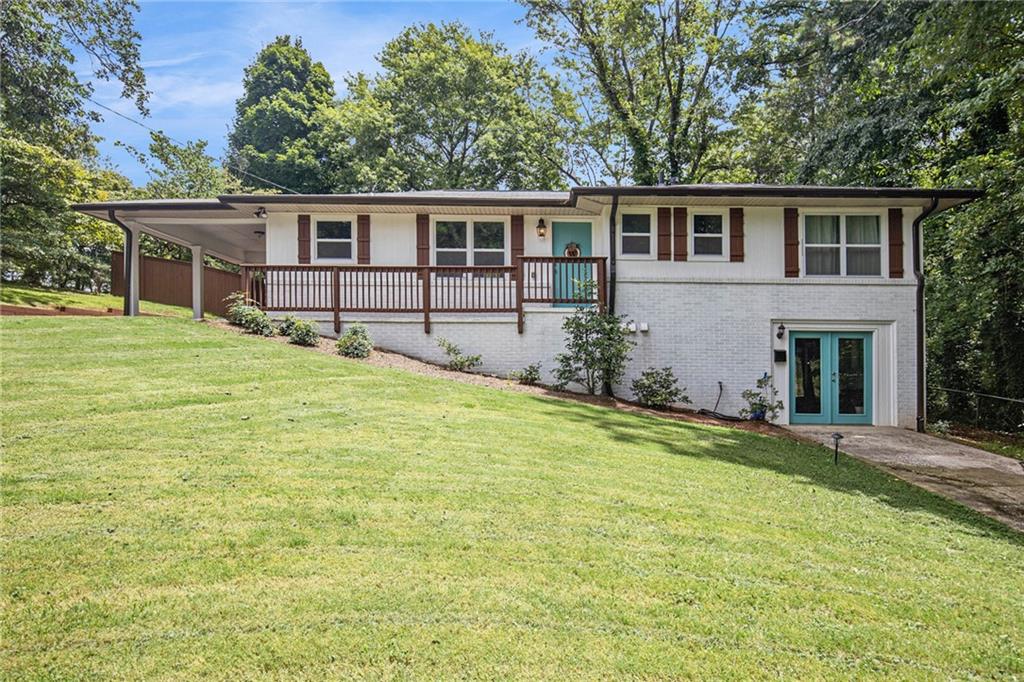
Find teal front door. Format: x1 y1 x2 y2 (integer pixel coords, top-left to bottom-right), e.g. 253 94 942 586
789 331 873 425
551 221 593 306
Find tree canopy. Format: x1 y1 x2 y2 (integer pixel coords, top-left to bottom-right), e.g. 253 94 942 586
226 35 336 193
324 22 573 191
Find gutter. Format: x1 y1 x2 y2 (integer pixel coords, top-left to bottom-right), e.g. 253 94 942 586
108 210 133 316
913 197 940 433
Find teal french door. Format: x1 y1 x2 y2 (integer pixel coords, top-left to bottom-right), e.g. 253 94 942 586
789 331 873 425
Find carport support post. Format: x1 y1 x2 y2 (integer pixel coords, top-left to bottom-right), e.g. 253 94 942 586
126 224 141 316
190 245 205 320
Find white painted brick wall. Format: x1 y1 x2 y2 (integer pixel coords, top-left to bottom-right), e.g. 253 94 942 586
274 279 919 427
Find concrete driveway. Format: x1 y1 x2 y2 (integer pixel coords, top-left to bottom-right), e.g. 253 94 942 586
788 426 1024 533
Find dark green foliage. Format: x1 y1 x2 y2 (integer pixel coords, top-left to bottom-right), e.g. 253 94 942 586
229 304 273 337
437 337 482 372
631 367 689 410
226 36 336 193
336 323 374 358
554 291 633 394
276 315 299 337
509 363 543 386
739 373 783 422
288 319 320 347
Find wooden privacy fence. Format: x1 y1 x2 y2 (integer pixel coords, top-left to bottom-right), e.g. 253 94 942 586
242 256 607 334
111 252 241 317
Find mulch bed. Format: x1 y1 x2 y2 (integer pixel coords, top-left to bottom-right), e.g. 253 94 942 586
209 319 791 438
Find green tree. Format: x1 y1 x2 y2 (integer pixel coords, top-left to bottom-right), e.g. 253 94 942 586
226 36 335 193
326 22 573 191
123 132 232 199
521 0 743 184
0 0 148 158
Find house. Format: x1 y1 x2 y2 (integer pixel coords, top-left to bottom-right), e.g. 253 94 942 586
74 184 981 429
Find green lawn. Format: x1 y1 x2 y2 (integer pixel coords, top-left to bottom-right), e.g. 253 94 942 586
2 317 1022 679
1 282 194 318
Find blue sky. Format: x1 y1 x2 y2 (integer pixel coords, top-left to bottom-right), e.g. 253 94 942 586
89 1 541 184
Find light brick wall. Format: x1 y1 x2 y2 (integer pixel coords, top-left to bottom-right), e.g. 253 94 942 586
614 279 918 427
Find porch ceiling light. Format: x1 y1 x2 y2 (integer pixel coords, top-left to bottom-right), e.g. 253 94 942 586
254 206 267 219
254 229 265 239
536 218 547 239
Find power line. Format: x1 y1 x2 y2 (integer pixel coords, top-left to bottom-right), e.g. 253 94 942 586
87 97 300 194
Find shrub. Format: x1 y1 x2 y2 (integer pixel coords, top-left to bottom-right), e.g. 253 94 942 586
632 367 690 409
336 323 373 358
276 315 299 337
288 319 320 346
223 291 250 325
509 363 542 385
553 282 634 394
739 372 784 422
437 337 481 372
236 306 274 336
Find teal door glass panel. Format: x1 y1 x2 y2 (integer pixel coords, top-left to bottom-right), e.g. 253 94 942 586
831 332 873 424
790 332 831 424
551 221 593 307
789 331 873 424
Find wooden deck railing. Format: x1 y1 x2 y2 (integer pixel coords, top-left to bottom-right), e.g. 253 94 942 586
240 256 606 334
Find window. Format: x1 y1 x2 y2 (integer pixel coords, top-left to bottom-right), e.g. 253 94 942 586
620 213 651 255
472 221 505 266
804 214 881 276
435 219 506 266
692 213 725 257
316 219 352 260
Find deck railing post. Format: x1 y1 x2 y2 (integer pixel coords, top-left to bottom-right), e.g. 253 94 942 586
241 266 250 305
515 257 525 333
332 267 341 334
597 258 607 311
421 266 431 334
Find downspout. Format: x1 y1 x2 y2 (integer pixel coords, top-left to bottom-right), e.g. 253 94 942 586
603 193 620 397
913 197 939 433
108 210 132 316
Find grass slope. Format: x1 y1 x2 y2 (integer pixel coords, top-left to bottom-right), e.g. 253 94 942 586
2 317 1022 680
1 283 194 318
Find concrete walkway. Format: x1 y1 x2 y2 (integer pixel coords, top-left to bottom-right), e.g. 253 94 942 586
788 426 1024 533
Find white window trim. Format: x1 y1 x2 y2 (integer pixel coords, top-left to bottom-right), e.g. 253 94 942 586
688 208 730 262
313 214 355 263
618 208 656 260
431 216 510 267
801 210 886 278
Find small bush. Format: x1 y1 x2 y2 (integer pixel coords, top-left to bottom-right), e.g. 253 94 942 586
288 319 320 346
276 315 299 337
437 337 481 372
632 367 690 409
553 281 634 394
223 291 250 325
336 323 373 358
236 306 274 336
739 373 784 422
509 363 542 385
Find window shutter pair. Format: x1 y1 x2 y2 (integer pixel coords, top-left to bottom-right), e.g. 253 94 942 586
783 207 905 278
298 214 370 263
656 207 744 261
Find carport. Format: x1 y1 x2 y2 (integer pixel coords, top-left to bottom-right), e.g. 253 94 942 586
72 199 268 319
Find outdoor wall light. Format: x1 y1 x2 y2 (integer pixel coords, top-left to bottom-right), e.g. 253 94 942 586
254 206 268 219
253 229 265 239
776 322 786 340
535 218 547 239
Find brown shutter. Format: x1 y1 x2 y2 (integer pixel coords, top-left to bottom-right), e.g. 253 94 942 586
297 214 311 264
657 207 671 260
784 207 799 277
729 207 744 262
888 208 904 278
510 215 524 277
357 214 371 264
416 214 430 266
672 207 687 261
